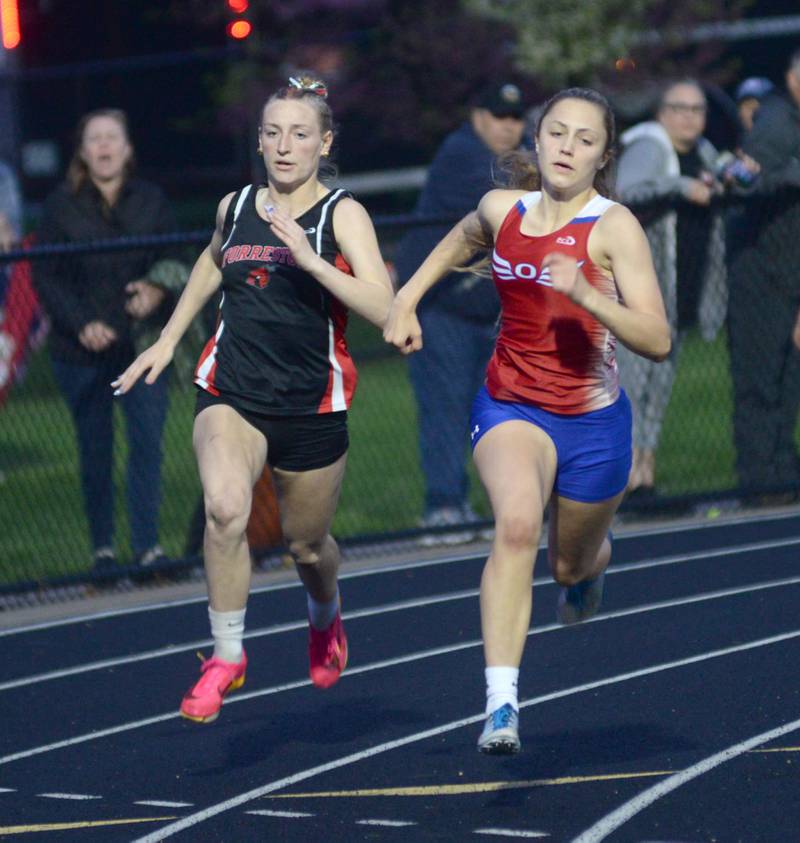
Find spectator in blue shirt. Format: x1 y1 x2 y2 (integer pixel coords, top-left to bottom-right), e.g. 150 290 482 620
394 82 529 544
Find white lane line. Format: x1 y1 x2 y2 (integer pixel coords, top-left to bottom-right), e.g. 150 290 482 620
753 745 800 753
3 575 800 768
38 792 102 800
571 716 800 843
246 809 314 818
2 510 794 636
134 801 193 808
131 627 800 842
356 818 417 827
0 551 489 637
5 537 799 693
0 787 15 792
474 830 549 838
0 590 475 692
0 638 217 692
603 535 800 576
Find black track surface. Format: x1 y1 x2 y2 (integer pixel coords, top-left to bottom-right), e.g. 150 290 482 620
1 511 798 842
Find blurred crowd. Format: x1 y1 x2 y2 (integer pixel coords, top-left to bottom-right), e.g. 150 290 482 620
3 50 800 573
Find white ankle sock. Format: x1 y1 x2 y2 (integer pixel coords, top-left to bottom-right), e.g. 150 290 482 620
485 666 519 714
308 590 339 631
208 607 246 662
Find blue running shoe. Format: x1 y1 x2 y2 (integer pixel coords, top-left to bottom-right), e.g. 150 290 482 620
556 571 605 625
477 703 521 754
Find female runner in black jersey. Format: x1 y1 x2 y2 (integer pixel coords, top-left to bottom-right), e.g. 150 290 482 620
113 74 393 723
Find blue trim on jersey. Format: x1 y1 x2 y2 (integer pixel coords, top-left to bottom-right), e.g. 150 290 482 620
512 208 600 226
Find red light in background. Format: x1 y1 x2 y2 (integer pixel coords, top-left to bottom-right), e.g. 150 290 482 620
1 0 21 49
227 19 252 40
227 0 249 12
614 57 636 73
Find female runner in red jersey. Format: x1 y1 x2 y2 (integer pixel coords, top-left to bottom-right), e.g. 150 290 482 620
113 75 393 724
384 88 670 754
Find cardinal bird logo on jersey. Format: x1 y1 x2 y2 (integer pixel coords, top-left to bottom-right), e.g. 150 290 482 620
246 267 270 289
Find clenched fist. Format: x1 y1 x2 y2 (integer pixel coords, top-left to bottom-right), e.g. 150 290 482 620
542 251 589 304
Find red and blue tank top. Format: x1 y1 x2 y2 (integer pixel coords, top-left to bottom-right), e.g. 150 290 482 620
486 191 621 414
194 185 357 416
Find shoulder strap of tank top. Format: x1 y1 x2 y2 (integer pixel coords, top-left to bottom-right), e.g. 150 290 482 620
313 188 350 256
575 193 617 220
220 184 253 250
518 190 541 211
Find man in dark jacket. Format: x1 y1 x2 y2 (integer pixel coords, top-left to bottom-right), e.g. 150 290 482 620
394 82 528 544
727 49 800 497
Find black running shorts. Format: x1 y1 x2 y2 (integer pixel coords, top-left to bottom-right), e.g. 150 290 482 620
195 388 348 472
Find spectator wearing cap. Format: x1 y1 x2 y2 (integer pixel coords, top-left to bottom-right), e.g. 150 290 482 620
726 51 800 499
394 81 528 544
735 76 774 134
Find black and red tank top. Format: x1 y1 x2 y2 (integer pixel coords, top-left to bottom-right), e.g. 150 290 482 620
194 185 357 416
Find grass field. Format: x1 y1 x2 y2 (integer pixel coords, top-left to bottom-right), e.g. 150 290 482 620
657 331 737 493
0 327 744 586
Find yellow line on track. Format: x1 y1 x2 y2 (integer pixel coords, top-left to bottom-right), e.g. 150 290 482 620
269 770 677 799
0 816 176 835
269 750 798 803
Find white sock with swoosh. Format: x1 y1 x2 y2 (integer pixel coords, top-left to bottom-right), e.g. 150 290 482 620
209 607 246 662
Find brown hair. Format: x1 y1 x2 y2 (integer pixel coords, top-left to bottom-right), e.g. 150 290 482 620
503 87 618 198
459 87 618 276
66 108 135 194
263 72 337 179
533 88 617 197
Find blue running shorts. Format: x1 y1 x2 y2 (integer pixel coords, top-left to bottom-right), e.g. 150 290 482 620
469 385 632 503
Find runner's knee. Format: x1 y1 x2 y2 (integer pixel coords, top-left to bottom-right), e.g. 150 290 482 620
205 487 250 539
551 558 585 587
551 534 610 586
495 512 542 554
287 538 325 566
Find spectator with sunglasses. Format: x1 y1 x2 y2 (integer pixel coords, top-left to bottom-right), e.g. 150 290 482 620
614 79 727 499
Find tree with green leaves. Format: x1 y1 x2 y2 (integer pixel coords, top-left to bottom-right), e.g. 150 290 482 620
463 0 754 89
167 0 753 170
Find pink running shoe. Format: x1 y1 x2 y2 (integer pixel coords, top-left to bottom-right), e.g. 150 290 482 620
308 611 348 689
180 650 247 724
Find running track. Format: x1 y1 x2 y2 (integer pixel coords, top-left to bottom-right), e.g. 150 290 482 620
1 510 799 842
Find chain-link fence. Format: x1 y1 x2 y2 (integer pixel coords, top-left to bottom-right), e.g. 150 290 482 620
1 192 799 595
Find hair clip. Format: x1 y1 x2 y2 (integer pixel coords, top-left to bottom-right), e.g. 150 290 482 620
287 77 328 98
